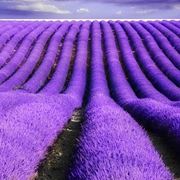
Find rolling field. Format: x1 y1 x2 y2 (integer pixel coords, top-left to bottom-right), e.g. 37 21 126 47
0 20 179 179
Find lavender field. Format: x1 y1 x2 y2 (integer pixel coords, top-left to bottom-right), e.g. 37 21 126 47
0 20 179 179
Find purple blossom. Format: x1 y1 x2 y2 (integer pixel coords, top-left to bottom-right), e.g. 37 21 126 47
69 21 172 179
0 20 178 179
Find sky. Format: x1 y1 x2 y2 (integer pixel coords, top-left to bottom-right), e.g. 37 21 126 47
0 0 179 19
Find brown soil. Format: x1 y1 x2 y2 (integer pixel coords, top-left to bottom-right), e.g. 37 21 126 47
36 109 83 180
36 110 180 180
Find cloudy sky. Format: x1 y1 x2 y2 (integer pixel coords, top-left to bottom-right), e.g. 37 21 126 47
0 0 179 19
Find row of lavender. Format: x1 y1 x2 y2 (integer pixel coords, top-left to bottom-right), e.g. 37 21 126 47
0 20 179 179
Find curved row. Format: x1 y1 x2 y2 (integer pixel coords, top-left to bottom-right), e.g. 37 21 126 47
21 22 70 93
0 21 92 179
131 22 180 87
69 21 172 179
150 21 180 53
140 21 180 69
0 20 179 179
121 21 180 101
101 21 180 157
161 21 180 37
0 23 60 91
112 21 169 102
40 22 82 94
0 25 25 52
64 21 91 106
0 23 50 84
171 20 180 28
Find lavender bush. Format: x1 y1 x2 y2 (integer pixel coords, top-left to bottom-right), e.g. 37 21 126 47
140 21 180 69
0 21 91 179
22 22 70 93
69 21 172 179
0 20 179 179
